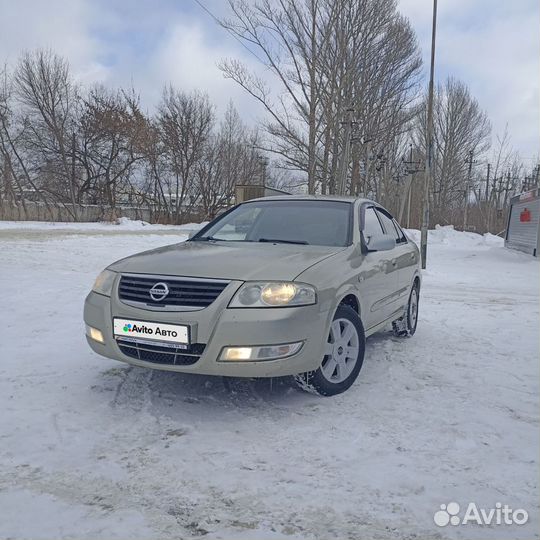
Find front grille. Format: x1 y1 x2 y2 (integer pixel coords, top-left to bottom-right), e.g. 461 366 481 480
117 338 205 366
118 274 229 309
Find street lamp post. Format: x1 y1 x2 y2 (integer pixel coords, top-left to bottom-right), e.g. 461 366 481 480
420 0 438 269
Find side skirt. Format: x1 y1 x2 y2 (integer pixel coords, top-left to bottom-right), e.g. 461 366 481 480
364 307 406 337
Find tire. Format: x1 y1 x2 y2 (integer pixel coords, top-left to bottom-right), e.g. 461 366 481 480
294 305 365 396
393 281 420 337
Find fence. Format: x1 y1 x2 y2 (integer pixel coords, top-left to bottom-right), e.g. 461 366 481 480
0 201 154 222
0 201 209 224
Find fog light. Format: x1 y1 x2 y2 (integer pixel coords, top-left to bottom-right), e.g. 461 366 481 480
86 325 105 344
221 347 253 361
219 341 303 362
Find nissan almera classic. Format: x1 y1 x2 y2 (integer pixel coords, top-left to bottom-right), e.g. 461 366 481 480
84 196 421 396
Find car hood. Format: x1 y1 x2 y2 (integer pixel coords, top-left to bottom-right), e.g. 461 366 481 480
108 240 346 281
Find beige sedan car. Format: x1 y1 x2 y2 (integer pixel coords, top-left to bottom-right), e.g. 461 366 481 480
84 196 421 396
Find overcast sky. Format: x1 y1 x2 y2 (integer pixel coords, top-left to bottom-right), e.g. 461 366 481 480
1 0 538 161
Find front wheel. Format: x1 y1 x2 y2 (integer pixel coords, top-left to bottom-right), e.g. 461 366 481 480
294 305 365 396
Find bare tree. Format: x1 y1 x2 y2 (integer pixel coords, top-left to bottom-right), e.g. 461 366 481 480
77 86 147 214
0 46 530 232
220 0 339 193
414 77 491 226
220 0 421 195
196 102 261 218
0 63 56 218
153 87 214 223
13 50 80 217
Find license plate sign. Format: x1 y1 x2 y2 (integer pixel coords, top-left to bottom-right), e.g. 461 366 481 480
113 318 189 345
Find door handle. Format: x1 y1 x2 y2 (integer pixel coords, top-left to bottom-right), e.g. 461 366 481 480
410 253 415 260
391 258 397 266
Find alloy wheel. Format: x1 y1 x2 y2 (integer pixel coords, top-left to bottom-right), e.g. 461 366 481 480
321 318 360 383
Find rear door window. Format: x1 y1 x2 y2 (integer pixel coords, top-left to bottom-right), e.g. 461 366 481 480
392 219 408 244
375 208 401 243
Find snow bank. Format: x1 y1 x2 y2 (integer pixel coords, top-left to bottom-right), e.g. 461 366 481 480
0 217 207 232
405 224 504 249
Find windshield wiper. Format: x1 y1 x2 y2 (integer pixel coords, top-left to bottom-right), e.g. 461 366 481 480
258 238 309 245
192 236 229 242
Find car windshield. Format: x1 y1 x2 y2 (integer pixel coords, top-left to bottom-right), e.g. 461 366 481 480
193 200 352 247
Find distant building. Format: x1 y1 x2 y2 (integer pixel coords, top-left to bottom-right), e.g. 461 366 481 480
235 184 289 203
505 188 540 257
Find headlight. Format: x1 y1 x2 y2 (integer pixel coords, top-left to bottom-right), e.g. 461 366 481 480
229 282 316 308
92 269 117 296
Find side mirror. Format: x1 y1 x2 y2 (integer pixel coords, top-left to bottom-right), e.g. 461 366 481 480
367 234 396 252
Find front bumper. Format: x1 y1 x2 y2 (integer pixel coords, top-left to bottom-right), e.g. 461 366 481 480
83 285 331 377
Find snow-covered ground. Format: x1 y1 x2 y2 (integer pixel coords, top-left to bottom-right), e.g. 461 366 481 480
0 222 538 540
0 217 207 231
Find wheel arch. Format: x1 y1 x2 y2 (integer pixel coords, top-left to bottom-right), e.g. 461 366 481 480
334 286 362 320
339 293 360 314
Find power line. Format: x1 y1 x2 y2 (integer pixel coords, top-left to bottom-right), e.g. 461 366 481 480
191 0 267 65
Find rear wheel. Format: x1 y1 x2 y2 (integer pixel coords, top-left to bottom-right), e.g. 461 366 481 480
294 305 365 396
393 281 419 337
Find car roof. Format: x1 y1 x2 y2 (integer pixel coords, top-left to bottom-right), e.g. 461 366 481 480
247 194 373 204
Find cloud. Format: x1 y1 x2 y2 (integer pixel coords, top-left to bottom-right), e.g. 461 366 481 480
1 0 537 159
0 0 109 84
0 0 263 120
398 0 539 159
139 19 266 120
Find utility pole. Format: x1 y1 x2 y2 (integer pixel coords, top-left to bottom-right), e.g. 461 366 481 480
258 155 268 186
337 107 355 196
359 135 372 196
399 144 423 225
503 171 514 207
522 174 532 192
364 139 373 194
485 163 491 201
71 131 79 221
420 0 437 269
463 149 475 231
485 163 492 231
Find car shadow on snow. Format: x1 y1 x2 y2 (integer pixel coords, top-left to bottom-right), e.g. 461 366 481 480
93 330 402 418
96 364 320 418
